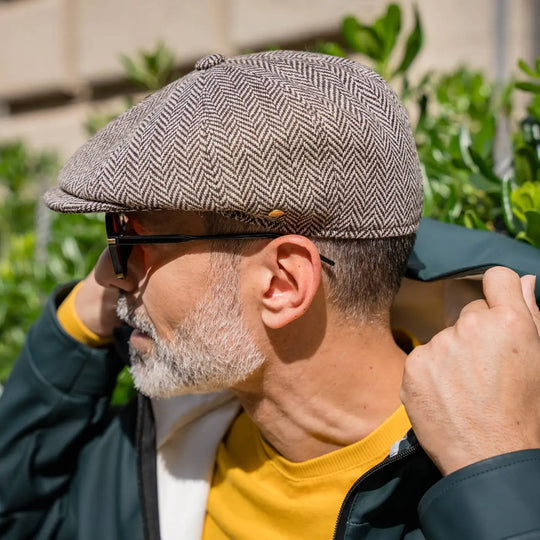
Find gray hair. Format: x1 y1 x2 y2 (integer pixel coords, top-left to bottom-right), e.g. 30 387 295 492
202 212 415 323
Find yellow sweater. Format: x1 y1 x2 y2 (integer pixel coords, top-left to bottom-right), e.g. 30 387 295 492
58 285 412 539
204 407 411 539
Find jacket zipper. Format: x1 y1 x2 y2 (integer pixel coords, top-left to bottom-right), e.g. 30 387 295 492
332 443 421 540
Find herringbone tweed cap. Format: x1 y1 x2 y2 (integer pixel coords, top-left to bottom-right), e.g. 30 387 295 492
44 50 423 239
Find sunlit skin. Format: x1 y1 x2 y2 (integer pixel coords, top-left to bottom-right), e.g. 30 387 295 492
76 211 213 346
76 210 540 471
77 210 407 462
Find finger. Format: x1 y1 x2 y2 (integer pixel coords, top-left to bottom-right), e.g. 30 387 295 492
521 274 540 334
482 266 528 312
94 249 120 288
458 298 489 317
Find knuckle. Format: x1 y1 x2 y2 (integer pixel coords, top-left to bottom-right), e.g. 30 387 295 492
459 299 486 319
454 311 483 337
499 307 523 329
457 309 480 326
428 327 453 350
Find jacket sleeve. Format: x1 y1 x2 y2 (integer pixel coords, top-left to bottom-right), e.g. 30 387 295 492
0 284 127 538
418 449 540 539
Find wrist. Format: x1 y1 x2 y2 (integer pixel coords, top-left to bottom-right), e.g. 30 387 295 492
57 282 112 346
435 438 540 476
74 272 122 338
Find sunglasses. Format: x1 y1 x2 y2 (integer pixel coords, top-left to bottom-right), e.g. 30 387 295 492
106 213 335 279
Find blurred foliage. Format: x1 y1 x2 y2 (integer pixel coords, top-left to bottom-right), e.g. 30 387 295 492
412 68 509 230
84 41 177 136
0 213 102 377
0 147 136 402
511 181 540 247
0 143 57 250
0 45 177 400
317 3 422 85
2 8 540 396
317 3 540 243
515 57 540 119
121 41 176 91
0 42 179 396
84 108 131 139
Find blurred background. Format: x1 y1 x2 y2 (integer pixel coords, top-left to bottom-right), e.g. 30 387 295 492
1 0 540 398
0 0 537 159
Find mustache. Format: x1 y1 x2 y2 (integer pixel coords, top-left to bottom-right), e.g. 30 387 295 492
116 292 157 338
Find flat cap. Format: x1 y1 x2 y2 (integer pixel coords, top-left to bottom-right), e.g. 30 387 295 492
44 50 423 239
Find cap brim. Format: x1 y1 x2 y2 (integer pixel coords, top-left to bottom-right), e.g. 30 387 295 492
43 187 135 214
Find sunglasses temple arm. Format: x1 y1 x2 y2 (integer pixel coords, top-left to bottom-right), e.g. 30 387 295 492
320 254 335 266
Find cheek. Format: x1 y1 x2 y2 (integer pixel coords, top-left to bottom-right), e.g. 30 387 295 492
137 249 212 339
138 244 187 275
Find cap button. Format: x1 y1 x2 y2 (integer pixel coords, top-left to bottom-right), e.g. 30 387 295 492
195 54 226 71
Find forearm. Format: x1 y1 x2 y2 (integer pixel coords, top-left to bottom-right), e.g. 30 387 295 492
0 285 124 531
419 449 540 539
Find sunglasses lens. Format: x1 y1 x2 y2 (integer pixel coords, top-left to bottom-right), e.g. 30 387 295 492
106 214 132 278
108 245 124 278
118 245 133 275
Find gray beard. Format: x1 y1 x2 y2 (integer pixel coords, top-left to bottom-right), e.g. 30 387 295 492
116 269 265 398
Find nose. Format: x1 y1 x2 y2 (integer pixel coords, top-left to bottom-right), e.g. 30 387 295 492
94 249 138 293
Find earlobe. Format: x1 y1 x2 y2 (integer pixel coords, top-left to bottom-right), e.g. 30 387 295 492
260 236 322 329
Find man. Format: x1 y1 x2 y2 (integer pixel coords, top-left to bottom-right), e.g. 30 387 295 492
0 51 539 539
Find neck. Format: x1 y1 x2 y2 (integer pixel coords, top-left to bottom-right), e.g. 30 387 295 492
233 313 406 462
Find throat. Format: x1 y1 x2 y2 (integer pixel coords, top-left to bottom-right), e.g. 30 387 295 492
233 342 407 462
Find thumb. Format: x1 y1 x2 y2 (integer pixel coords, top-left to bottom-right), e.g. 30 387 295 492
521 274 540 335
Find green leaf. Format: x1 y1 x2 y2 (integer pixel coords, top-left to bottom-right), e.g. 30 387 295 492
517 58 539 78
120 42 176 91
514 146 538 184
527 96 540 126
463 209 489 231
317 41 347 58
458 126 475 169
523 209 540 247
467 147 502 184
393 6 423 76
341 16 384 60
468 173 503 194
475 115 497 155
512 206 527 225
373 4 401 61
501 176 518 235
415 93 428 131
421 165 435 216
515 81 540 94
515 231 535 246
511 181 540 212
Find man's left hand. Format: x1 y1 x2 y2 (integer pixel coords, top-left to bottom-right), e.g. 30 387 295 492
401 266 540 476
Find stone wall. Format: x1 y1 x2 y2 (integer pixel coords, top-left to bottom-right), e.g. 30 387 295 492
0 0 536 161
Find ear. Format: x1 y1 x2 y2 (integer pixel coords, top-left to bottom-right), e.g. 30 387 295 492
258 235 322 329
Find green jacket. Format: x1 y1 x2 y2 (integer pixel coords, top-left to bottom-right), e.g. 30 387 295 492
1 219 539 539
